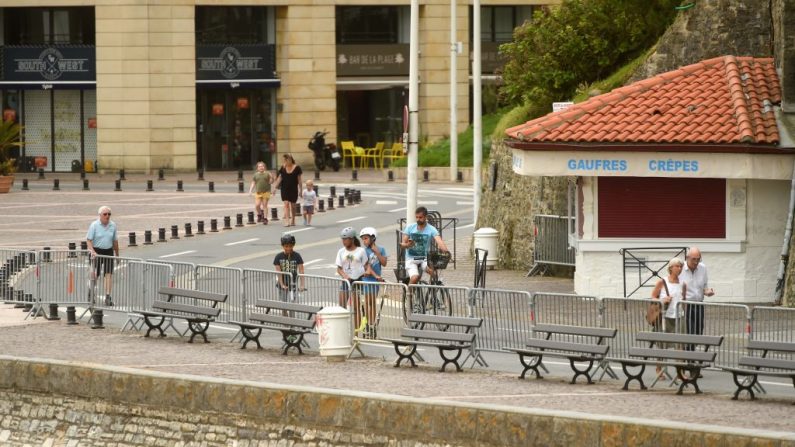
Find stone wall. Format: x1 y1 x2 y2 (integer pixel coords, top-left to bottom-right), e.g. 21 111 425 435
475 140 568 271
2 356 793 447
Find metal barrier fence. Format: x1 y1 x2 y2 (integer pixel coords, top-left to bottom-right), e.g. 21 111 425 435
242 268 292 318
1 248 38 305
468 288 533 351
296 273 348 308
601 297 659 362
674 301 750 369
406 283 470 319
533 293 601 346
750 306 795 362
147 260 196 289
35 250 92 307
91 259 172 314
351 281 407 342
196 265 244 323
527 215 574 276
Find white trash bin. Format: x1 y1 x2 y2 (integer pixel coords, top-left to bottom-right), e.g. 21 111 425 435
317 306 352 362
473 227 499 268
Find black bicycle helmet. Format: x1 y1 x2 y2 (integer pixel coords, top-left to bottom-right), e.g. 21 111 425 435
280 234 296 245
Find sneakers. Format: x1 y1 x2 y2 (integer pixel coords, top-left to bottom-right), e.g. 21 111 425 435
257 213 265 223
104 295 113 307
263 217 268 225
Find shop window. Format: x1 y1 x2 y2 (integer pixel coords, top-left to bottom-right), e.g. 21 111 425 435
474 6 534 44
597 177 726 238
195 7 269 44
3 7 95 45
336 7 402 44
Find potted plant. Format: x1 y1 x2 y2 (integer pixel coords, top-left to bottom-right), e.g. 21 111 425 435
0 119 22 194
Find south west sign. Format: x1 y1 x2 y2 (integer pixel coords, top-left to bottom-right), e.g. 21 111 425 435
2 46 95 83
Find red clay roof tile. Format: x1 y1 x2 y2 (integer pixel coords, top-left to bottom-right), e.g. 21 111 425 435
506 56 781 147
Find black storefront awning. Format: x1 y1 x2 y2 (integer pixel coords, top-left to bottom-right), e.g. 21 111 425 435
1 45 96 89
196 44 279 89
196 79 281 89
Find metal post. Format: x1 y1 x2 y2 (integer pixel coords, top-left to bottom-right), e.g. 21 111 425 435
472 0 482 224
347 193 354 206
388 170 394 182
128 232 137 247
42 247 51 262
208 181 215 193
38 168 45 179
247 211 255 225
318 199 325 212
80 241 88 251
197 169 204 181
235 214 244 227
327 196 335 210
238 181 244 193
177 180 183 192
91 310 104 329
53 179 59 190
66 306 77 325
80 170 86 180
158 169 165 181
406 0 420 224
449 0 458 182
422 170 429 182
67 242 77 258
47 303 60 321
157 228 167 242
210 219 219 232
197 221 205 235
143 230 153 245
270 207 279 221
184 223 193 237
146 180 153 192
457 170 463 182
330 186 336 197
114 179 122 191
223 216 232 230
351 169 358 181
22 179 28 190
237 169 243 181
119 169 126 180
338 195 345 208
83 179 89 190
314 170 320 180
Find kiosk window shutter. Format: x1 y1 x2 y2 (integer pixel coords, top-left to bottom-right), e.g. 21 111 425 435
597 177 726 238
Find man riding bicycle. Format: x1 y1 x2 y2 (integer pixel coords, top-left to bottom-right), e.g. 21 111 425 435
400 206 450 285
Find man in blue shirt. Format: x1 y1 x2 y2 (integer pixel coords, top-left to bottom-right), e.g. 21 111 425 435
86 205 119 306
400 206 449 285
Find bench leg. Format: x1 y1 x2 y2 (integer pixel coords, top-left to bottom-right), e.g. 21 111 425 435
674 366 702 395
142 315 166 338
730 372 757 400
517 353 544 380
187 321 210 343
240 327 262 350
438 347 464 372
392 343 418 368
569 359 596 385
280 331 304 355
619 363 647 391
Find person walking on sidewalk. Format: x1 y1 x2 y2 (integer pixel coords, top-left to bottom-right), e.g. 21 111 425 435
86 205 119 307
273 234 305 303
249 161 273 224
681 247 715 350
360 227 387 338
301 179 318 226
273 153 303 227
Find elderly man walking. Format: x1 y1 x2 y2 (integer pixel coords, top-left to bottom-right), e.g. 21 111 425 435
86 205 119 306
680 247 715 350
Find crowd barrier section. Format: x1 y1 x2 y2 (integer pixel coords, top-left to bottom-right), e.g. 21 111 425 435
195 265 244 323
1 248 38 306
674 301 750 369
90 259 172 314
242 268 292 317
406 283 471 324
468 288 533 352
349 281 408 357
147 260 196 289
532 293 601 343
750 306 795 362
600 297 657 363
295 273 348 308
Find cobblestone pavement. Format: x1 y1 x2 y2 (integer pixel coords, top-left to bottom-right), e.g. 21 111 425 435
1 304 794 434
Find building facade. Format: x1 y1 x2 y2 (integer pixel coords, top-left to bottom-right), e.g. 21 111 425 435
0 0 553 173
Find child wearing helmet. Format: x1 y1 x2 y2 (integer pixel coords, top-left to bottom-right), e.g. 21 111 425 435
273 233 305 301
359 227 387 338
335 227 375 320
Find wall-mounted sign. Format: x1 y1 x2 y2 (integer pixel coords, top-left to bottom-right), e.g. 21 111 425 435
237 97 249 109
2 46 96 83
336 44 409 77
212 103 224 116
3 109 16 122
196 44 277 81
87 117 97 129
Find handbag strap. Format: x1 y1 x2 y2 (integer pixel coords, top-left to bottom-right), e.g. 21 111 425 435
660 277 670 296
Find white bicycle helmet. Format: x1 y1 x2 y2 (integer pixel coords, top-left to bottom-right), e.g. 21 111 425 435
340 227 356 239
359 227 377 239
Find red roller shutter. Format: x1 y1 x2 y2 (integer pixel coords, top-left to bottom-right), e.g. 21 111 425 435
598 177 726 238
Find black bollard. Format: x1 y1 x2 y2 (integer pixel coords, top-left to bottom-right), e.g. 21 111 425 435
423 170 429 182
198 169 204 181
177 180 183 192
327 196 335 210
270 207 279 222
247 211 255 225
388 170 394 182
47 303 60 321
143 230 153 245
80 241 88 251
119 169 126 180
294 203 301 216
67 242 77 258
330 186 336 197
170 225 179 240
197 221 205 235
210 219 219 232
237 169 244 181
80 170 86 180
158 169 165 181
347 194 354 206
355 190 361 204
208 181 215 193
66 306 77 325
351 169 358 181
38 168 45 179
53 179 60 190
238 181 244 193
146 180 154 192
344 188 350 196
157 228 167 242
22 179 28 190
313 185 319 195
318 199 325 213
42 247 51 263
314 170 320 180
128 232 137 247
83 179 89 191
338 195 345 208
457 170 463 182
223 216 232 230
235 213 244 227
184 223 193 237
114 179 122 191
91 309 104 329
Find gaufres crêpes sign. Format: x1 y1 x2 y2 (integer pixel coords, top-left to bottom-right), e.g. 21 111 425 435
3 46 95 83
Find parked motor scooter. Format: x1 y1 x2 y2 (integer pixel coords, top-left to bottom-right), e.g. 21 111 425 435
308 130 341 171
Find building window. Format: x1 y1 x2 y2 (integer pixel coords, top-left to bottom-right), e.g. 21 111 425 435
196 6 270 44
3 7 95 45
597 177 726 238
476 6 534 43
336 7 404 44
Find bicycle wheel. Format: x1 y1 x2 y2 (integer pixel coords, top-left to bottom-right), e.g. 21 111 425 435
427 286 453 331
406 281 430 328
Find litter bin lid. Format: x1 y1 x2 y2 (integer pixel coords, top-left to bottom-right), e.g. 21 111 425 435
474 227 498 235
318 306 348 316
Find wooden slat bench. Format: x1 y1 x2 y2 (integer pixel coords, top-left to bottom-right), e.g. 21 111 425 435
617 332 724 394
138 287 228 343
230 300 322 355
721 340 795 403
382 314 483 372
505 324 617 384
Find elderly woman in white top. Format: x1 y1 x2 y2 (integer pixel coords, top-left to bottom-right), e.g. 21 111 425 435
651 257 688 335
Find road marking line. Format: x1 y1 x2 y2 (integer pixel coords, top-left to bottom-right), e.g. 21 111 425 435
337 216 367 223
419 200 438 205
376 200 398 205
285 227 314 234
760 380 793 387
458 223 475 229
303 258 324 266
456 201 474 205
224 238 259 246
388 207 407 213
158 250 196 258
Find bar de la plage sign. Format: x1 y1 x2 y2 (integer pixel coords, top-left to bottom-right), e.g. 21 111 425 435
196 45 276 81
336 44 409 77
3 46 95 83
